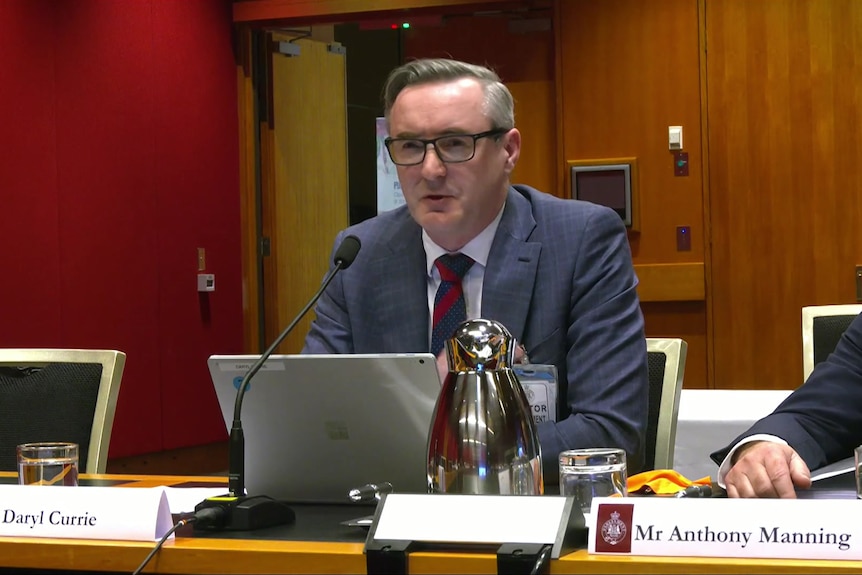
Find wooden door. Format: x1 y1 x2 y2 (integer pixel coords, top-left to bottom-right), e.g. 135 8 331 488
262 33 349 353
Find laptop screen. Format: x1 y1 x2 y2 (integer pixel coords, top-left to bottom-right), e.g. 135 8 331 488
208 353 440 503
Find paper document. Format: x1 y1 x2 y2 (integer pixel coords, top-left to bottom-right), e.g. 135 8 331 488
810 456 855 482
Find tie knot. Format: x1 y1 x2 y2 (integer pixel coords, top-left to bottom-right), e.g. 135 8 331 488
435 253 474 282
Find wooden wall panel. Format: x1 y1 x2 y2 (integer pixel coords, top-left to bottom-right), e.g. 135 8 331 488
707 0 862 390
558 0 708 388
558 0 704 262
635 263 705 302
403 12 557 195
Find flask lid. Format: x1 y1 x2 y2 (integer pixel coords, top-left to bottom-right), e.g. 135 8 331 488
446 318 516 372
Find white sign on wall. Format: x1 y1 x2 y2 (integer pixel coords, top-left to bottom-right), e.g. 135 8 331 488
376 117 405 214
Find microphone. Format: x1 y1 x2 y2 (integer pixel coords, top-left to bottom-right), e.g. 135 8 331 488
195 234 362 531
348 481 393 503
673 484 713 498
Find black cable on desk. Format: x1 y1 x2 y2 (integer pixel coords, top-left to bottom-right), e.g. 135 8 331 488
131 507 224 575
530 544 553 575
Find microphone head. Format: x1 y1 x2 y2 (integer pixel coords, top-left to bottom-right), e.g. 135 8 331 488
333 235 361 269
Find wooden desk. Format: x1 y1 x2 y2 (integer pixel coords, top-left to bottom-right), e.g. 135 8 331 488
1 473 861 574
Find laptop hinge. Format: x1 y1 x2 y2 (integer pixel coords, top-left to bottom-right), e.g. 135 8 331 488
365 539 413 574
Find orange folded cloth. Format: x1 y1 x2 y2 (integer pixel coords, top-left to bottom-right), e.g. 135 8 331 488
627 469 711 495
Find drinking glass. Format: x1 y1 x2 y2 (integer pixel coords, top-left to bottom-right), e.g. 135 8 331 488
17 442 79 486
559 448 627 514
854 445 862 499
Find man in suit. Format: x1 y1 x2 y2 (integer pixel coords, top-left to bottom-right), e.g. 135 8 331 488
303 58 649 477
711 312 862 498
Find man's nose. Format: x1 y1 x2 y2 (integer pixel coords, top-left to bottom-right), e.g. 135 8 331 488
420 143 447 177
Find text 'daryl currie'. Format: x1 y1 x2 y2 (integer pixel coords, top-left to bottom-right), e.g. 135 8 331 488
3 509 97 529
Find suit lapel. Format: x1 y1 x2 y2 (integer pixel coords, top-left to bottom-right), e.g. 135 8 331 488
481 189 541 341
372 216 430 352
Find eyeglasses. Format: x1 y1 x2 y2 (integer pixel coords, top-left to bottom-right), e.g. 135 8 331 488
384 129 509 166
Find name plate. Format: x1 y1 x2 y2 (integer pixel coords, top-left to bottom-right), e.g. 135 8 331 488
366 493 585 559
0 485 173 541
588 497 862 560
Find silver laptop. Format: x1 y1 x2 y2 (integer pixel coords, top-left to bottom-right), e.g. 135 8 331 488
207 353 441 504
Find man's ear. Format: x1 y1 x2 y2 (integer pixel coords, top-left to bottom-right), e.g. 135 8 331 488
502 128 521 174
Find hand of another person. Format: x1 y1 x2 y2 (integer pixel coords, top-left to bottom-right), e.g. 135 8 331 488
724 441 812 498
435 344 527 386
435 351 448 386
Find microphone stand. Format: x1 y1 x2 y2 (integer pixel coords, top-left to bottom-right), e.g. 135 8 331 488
195 237 360 531
229 261 345 499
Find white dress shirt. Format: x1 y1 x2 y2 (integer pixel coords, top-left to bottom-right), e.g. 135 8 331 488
716 434 788 488
423 205 505 348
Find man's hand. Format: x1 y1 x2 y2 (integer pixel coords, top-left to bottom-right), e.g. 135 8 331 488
724 441 812 498
435 351 448 385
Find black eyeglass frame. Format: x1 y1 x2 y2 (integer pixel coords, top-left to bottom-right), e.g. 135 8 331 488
383 128 510 166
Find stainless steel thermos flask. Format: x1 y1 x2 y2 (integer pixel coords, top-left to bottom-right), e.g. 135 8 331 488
426 319 543 495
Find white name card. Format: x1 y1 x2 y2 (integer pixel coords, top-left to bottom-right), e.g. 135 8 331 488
368 493 582 559
588 497 862 560
0 485 173 541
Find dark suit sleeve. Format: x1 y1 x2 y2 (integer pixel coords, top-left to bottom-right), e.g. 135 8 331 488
710 312 862 470
536 207 649 475
302 231 354 354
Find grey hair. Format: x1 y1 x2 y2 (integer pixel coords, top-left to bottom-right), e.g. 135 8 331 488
382 58 515 129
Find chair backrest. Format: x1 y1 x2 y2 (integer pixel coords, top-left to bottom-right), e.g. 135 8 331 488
802 305 862 382
644 338 687 471
0 349 125 474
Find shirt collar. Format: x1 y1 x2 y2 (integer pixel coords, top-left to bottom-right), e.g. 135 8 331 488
423 202 505 276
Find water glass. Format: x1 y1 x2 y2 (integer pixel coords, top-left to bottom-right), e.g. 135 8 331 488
559 448 627 514
17 442 79 486
855 445 862 499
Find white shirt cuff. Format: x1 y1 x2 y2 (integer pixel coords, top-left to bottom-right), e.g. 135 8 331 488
716 434 788 489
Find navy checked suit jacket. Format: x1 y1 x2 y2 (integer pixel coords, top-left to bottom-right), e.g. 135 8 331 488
304 185 649 476
711 312 862 470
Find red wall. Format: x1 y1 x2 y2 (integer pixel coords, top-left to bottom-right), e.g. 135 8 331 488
0 0 242 457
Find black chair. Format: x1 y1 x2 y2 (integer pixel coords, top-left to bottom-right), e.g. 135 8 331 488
802 305 862 382
643 338 687 472
0 349 125 473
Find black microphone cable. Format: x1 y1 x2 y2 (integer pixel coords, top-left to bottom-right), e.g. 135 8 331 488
529 544 553 575
131 507 224 575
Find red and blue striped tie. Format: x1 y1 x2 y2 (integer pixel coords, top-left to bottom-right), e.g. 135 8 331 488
431 253 475 356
